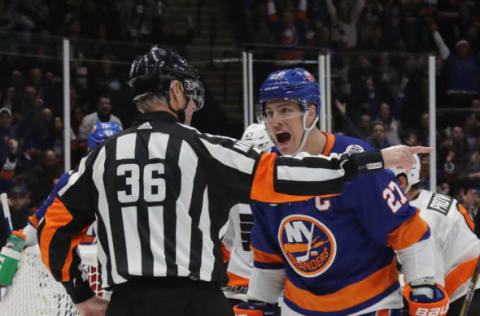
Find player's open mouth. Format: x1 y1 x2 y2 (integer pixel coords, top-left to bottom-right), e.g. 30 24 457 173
276 132 291 144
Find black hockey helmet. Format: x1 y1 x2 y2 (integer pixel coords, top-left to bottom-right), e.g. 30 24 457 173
129 46 205 111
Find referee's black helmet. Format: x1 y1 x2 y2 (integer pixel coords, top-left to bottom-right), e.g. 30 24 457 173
129 46 205 111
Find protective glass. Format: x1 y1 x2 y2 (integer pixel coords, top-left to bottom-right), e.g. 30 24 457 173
184 79 205 111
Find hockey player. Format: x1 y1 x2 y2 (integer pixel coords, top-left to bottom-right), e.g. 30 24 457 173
391 155 480 316
222 123 274 305
235 68 448 316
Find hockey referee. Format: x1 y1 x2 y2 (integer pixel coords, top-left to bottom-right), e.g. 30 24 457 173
38 47 431 316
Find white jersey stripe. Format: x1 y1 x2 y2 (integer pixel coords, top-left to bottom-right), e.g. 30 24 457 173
116 134 137 160
200 139 256 175
175 141 197 276
199 188 214 281
148 132 169 160
121 206 142 275
277 165 344 182
92 147 126 284
58 155 87 196
149 205 167 276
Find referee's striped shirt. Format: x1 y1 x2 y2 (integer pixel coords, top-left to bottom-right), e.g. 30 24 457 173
38 111 378 302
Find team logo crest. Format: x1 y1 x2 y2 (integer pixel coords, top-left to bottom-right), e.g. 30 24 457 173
278 215 336 278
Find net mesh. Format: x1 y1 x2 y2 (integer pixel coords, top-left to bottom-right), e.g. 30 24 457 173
0 245 108 316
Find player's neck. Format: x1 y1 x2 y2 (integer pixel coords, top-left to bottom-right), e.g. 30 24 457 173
302 128 326 156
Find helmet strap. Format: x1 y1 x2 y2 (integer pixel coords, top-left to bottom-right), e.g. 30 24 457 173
293 112 318 155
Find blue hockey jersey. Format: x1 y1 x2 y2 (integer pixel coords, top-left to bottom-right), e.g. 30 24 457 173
250 133 430 315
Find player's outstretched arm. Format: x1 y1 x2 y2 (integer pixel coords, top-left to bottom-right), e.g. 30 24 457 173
76 296 108 316
381 145 432 173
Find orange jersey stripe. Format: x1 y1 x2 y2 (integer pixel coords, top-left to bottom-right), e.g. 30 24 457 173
445 256 479 296
227 271 250 287
250 153 314 203
40 197 87 282
81 235 95 244
62 225 89 281
284 259 398 312
28 213 39 229
221 242 231 263
0 170 14 180
457 204 475 231
321 132 335 156
40 197 73 277
252 246 283 264
387 209 428 250
377 310 390 316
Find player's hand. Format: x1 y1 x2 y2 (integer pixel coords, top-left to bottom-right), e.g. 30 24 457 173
76 296 108 316
403 280 449 316
233 301 276 316
381 145 432 173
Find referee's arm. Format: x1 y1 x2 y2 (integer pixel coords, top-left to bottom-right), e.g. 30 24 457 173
197 134 386 203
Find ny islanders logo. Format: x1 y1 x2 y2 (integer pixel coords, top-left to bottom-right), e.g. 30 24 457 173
278 215 336 277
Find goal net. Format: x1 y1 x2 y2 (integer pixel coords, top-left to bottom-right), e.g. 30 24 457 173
0 244 108 316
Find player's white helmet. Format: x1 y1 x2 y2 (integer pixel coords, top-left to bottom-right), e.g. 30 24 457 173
390 154 421 192
241 123 274 153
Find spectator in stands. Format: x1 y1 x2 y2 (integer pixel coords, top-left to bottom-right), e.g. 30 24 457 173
378 102 401 145
334 99 364 139
431 21 480 109
0 108 17 194
383 0 403 51
93 54 123 94
7 181 34 230
418 154 430 190
21 107 55 157
77 94 123 141
457 150 480 188
22 149 62 207
419 111 430 146
439 126 469 184
366 120 390 149
326 0 364 49
52 116 75 158
375 53 400 98
358 113 372 140
403 130 420 146
0 107 15 165
359 0 383 48
266 0 308 61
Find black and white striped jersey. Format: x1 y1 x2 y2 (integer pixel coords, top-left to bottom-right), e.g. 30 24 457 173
38 111 383 302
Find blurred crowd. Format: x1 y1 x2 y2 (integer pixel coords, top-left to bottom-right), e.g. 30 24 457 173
1 0 480 235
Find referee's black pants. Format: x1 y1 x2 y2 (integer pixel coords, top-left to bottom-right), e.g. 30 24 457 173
106 277 234 316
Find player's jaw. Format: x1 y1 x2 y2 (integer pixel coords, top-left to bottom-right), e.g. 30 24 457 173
268 118 304 155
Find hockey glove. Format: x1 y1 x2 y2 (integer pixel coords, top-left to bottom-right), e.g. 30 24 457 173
233 301 276 316
403 278 449 316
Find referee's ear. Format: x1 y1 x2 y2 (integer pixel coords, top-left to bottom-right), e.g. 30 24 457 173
169 80 187 112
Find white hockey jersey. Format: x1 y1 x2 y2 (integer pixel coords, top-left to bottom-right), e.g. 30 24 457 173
222 203 254 301
409 189 480 302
